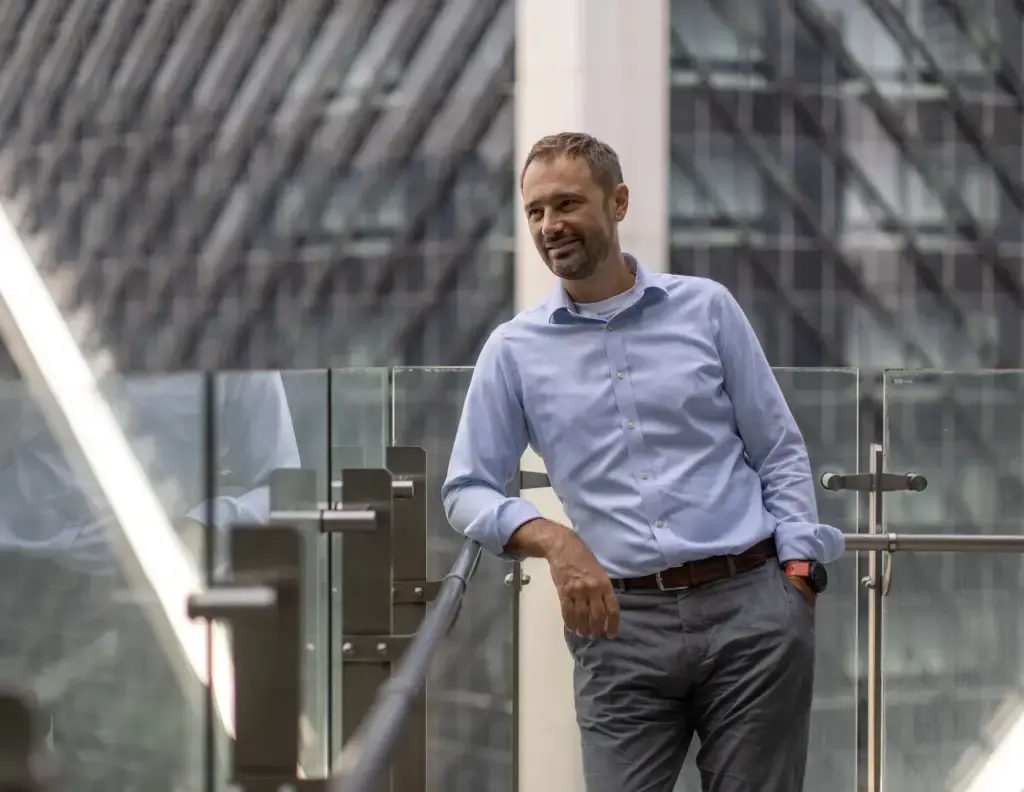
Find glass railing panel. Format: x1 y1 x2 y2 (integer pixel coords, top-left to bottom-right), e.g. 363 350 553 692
392 366 514 792
0 373 210 790
673 368 861 791
329 367 390 761
883 370 1024 792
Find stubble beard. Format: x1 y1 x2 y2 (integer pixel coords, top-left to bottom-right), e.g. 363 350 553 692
544 232 610 281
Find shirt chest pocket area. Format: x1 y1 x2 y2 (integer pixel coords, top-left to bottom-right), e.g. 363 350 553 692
523 371 620 456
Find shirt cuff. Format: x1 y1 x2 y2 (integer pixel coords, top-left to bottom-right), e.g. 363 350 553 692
464 497 544 560
185 497 244 530
774 521 845 564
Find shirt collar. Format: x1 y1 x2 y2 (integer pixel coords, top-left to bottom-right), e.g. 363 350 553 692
546 254 667 323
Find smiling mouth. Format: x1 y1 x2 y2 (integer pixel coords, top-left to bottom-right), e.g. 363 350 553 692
547 238 580 253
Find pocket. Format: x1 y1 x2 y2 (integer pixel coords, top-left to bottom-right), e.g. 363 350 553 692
779 567 816 620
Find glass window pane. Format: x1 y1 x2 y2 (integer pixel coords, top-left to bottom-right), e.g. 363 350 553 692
884 371 1024 792
0 373 211 789
329 367 389 761
670 0 763 64
392 366 515 792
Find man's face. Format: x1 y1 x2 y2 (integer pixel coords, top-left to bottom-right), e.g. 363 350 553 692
521 156 624 281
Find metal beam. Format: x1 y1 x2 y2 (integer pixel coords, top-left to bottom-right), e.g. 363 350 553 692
707 3 975 336
671 28 941 370
130 0 330 263
169 0 427 368
216 0 512 370
223 0 503 366
936 0 1024 112
862 0 1024 217
670 142 845 364
786 0 1024 303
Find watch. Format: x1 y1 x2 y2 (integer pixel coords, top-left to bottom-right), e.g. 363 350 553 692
784 560 828 594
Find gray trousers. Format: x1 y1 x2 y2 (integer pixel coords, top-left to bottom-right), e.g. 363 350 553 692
565 561 815 792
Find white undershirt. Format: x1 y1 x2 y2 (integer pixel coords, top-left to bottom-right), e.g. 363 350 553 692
574 280 643 320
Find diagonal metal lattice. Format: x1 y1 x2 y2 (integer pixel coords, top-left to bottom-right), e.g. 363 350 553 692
787 0 1024 302
0 0 516 372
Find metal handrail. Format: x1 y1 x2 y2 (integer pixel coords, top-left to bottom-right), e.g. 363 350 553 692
328 527 1024 792
331 537 483 792
844 532 1024 553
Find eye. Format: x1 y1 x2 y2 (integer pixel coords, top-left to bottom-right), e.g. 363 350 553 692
527 208 542 220
558 199 578 212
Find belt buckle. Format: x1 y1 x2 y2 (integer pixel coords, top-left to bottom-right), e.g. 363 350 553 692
655 569 690 592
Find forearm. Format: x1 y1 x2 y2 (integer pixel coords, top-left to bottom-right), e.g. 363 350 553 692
504 517 573 559
442 478 543 559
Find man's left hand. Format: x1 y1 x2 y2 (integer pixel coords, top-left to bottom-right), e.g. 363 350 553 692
786 575 816 610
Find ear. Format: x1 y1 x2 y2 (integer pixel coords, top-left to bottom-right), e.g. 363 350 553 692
612 184 629 223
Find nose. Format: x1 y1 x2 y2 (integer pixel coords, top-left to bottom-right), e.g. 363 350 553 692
540 212 564 238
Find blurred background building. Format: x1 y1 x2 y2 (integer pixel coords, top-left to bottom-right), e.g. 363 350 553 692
0 1 1021 791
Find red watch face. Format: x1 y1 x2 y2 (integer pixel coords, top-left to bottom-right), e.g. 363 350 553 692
785 561 812 578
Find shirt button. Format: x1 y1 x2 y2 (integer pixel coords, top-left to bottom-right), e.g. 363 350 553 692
627 421 635 430
616 372 624 380
640 471 649 480
656 520 665 528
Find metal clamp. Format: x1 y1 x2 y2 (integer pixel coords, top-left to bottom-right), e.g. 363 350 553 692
393 581 439 603
820 456 928 597
820 471 927 494
503 570 532 587
500 468 550 590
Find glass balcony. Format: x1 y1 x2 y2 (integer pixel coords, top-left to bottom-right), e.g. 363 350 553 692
0 367 1022 792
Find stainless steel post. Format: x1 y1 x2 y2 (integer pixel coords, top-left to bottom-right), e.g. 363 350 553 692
865 443 884 792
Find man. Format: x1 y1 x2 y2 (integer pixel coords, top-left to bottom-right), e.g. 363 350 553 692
442 132 844 792
0 371 301 791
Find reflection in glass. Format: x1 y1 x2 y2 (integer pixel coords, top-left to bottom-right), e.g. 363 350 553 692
393 367 514 792
0 369 300 790
884 371 1024 792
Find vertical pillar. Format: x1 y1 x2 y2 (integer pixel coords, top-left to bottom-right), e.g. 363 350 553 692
514 3 669 791
514 0 670 310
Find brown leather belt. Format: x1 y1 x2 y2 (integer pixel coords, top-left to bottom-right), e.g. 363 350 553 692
611 539 777 592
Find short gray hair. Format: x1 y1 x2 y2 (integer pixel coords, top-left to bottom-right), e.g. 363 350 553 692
519 132 624 196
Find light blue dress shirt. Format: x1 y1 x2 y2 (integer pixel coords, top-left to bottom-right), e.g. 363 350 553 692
0 371 301 573
443 258 844 579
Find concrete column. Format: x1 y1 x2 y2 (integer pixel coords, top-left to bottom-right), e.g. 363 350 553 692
514 0 670 309
514 3 669 790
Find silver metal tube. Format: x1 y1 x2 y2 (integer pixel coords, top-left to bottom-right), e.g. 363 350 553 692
843 533 1024 553
865 443 884 792
269 509 377 525
190 586 277 612
331 479 415 497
